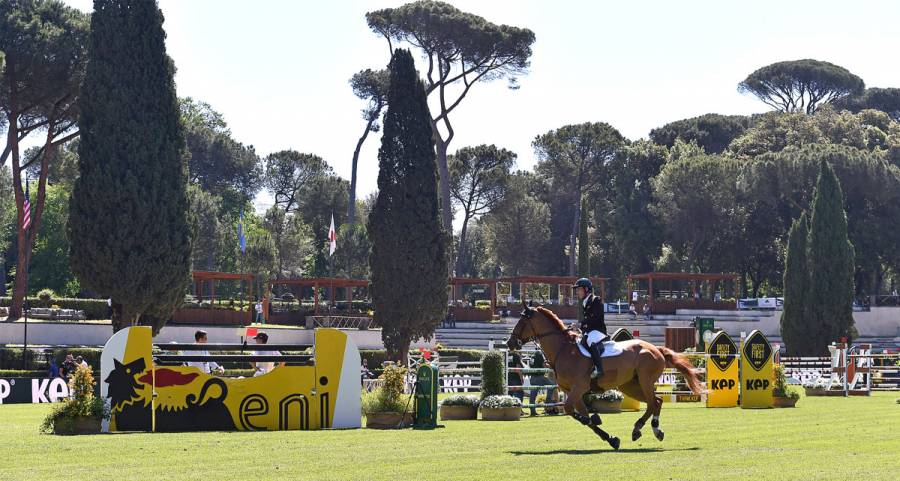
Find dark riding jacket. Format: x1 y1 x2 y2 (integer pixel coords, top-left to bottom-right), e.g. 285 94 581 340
580 294 607 334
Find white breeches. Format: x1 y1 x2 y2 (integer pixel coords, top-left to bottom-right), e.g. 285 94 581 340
586 330 606 346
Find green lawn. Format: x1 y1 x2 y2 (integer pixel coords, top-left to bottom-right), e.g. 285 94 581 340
0 393 897 481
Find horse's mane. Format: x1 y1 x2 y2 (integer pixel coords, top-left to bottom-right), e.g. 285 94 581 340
535 306 577 341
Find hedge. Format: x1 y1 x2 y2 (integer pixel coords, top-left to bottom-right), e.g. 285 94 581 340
0 297 109 319
0 347 103 371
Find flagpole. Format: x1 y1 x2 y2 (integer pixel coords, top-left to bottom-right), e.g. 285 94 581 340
22 175 28 370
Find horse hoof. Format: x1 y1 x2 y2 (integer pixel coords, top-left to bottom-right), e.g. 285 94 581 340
590 414 602 426
609 437 621 450
632 430 642 442
654 430 665 442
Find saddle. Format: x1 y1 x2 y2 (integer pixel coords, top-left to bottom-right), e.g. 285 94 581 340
576 339 623 359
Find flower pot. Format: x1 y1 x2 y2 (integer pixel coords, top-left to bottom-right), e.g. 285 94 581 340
481 407 521 421
804 387 828 397
53 416 101 435
588 399 622 414
365 412 413 429
773 396 798 408
440 405 477 421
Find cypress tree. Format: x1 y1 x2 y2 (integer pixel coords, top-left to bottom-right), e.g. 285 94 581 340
577 197 590 277
69 0 192 333
368 49 449 362
807 160 856 354
780 213 810 355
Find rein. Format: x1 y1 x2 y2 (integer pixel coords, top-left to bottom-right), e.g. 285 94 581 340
521 316 572 373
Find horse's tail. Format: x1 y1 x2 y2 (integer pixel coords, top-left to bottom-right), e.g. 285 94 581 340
659 347 702 395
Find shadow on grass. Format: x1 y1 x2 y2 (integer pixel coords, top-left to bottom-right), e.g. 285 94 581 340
508 447 700 456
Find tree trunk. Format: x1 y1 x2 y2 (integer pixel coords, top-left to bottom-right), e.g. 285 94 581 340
0 260 6 297
435 140 453 232
348 120 374 227
454 214 471 277
568 194 581 277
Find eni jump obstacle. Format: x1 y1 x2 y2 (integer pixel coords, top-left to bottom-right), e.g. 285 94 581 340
100 326 361 432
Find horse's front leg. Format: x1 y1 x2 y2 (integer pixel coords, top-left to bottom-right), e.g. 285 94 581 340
570 387 620 450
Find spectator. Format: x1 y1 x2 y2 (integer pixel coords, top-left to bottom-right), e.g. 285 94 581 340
361 358 373 383
61 354 77 378
628 303 638 319
643 303 652 320
254 300 263 323
48 359 60 378
507 353 524 404
527 352 558 416
76 356 89 369
187 330 224 374
251 331 281 377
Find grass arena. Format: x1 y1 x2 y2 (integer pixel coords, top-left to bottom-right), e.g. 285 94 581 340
0 392 897 481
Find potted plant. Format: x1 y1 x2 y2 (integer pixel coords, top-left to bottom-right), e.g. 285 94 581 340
803 378 830 396
440 394 479 420
480 395 522 421
41 365 108 435
772 365 800 407
363 363 412 429
585 389 624 413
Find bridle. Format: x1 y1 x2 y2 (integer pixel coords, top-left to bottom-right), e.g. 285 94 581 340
511 308 571 371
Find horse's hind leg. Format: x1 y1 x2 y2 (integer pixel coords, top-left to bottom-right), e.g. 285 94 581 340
619 378 649 442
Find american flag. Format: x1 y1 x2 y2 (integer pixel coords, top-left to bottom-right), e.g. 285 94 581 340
22 182 31 231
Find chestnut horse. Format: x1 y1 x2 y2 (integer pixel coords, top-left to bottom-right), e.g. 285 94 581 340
506 304 702 450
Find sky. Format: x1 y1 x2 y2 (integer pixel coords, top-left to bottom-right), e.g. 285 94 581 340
59 0 900 220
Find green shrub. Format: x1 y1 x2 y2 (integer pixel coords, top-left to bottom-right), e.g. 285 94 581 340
362 363 410 414
773 364 800 399
1 297 109 319
481 351 505 398
480 395 521 409
40 365 108 434
0 348 103 371
37 289 57 301
440 394 480 407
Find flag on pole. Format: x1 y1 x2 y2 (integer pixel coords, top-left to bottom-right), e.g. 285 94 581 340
22 181 31 231
238 210 246 254
328 213 337 256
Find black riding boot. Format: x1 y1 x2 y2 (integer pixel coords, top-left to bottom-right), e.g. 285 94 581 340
589 342 605 377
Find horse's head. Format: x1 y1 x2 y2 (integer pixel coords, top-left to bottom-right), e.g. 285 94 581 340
506 301 539 350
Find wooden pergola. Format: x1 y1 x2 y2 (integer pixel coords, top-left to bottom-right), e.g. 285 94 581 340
267 277 370 316
626 272 739 314
500 276 608 304
189 270 255 324
449 277 499 322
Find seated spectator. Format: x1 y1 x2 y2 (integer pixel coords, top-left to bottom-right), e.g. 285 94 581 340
251 331 282 377
628 303 638 319
642 303 652 320
186 330 224 374
76 355 89 369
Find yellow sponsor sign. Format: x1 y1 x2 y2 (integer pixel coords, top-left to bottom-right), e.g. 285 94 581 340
706 331 739 408
740 329 773 409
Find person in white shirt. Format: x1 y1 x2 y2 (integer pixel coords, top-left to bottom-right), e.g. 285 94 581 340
251 331 281 377
187 330 224 375
76 356 89 369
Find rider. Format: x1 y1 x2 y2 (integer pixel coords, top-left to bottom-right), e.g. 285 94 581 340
573 278 608 377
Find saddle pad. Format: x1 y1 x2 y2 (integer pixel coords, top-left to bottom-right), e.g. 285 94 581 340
577 340 623 358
